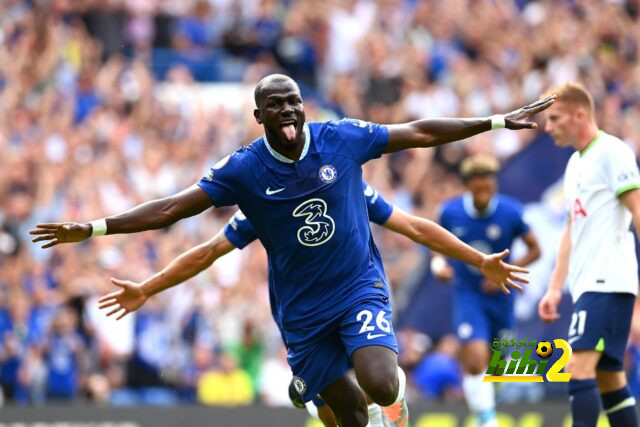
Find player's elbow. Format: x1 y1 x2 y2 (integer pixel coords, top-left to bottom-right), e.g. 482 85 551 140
528 241 542 264
157 196 187 228
390 124 437 150
405 217 428 244
194 246 217 269
408 127 437 148
155 210 179 229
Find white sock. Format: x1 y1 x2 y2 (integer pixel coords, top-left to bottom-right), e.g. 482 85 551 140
305 400 319 419
368 403 385 427
463 373 496 426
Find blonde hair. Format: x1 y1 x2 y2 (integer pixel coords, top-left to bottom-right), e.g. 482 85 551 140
460 154 500 180
543 82 595 117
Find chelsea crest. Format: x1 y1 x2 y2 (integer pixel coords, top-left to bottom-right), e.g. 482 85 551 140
319 164 337 183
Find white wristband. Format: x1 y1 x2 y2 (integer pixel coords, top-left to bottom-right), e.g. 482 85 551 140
430 256 447 275
90 219 107 237
490 114 506 130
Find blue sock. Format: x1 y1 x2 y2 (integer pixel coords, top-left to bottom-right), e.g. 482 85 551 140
601 386 638 427
569 379 601 427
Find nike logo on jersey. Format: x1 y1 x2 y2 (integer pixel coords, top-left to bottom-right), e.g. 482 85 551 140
367 332 386 340
266 187 285 195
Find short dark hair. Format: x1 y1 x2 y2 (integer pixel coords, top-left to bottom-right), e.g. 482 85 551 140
254 74 299 107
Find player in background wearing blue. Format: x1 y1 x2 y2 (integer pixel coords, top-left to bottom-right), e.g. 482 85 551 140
431 154 541 427
539 83 640 427
97 180 530 427
31 74 553 427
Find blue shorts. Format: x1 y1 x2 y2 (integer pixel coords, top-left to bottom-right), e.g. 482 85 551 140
568 292 635 371
312 395 326 407
453 290 515 344
287 294 398 402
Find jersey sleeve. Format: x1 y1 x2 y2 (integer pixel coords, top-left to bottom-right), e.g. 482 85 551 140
223 210 258 249
511 201 531 237
604 142 640 197
362 181 394 225
197 153 241 207
335 118 389 164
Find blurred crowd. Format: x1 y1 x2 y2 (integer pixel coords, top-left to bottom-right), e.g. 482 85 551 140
1 0 640 407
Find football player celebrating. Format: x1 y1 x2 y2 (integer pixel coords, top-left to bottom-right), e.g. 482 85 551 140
99 180 530 427
32 74 552 426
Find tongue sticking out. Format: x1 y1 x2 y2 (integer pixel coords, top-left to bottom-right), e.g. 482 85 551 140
282 124 296 142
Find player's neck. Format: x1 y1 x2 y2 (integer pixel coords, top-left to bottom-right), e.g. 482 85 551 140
474 201 489 213
575 124 600 153
265 131 305 161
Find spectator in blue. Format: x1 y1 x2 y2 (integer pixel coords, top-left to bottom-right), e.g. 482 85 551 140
274 10 317 87
128 301 172 389
43 306 84 400
628 345 640 397
626 301 640 397
0 294 38 403
74 71 100 125
412 335 463 401
172 1 212 50
177 306 217 401
249 0 283 56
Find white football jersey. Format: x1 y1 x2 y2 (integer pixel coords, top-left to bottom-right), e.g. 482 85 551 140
563 130 640 301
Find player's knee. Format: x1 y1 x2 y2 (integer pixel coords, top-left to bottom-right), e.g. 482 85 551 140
461 348 488 375
361 375 398 407
565 357 596 379
461 352 487 375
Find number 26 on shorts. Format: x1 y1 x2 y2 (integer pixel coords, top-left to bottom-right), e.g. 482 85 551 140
357 309 391 339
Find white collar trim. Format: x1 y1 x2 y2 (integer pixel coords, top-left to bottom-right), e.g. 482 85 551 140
463 192 498 218
263 123 310 163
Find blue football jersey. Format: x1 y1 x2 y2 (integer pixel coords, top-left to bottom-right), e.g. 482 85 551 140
224 180 393 337
198 120 390 345
223 180 394 250
439 193 530 295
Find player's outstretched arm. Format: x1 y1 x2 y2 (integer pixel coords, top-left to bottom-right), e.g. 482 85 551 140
98 229 236 320
382 208 528 294
29 185 213 249
383 95 556 153
539 221 571 322
509 231 541 267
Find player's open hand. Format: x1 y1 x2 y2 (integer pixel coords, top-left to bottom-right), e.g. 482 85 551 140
29 222 92 249
98 278 149 320
538 289 562 323
479 249 529 295
504 95 556 130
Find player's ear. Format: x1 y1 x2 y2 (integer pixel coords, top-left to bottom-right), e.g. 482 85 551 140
254 108 262 124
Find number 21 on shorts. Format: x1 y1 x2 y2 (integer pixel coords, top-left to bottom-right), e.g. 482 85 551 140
357 309 391 339
569 310 587 338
